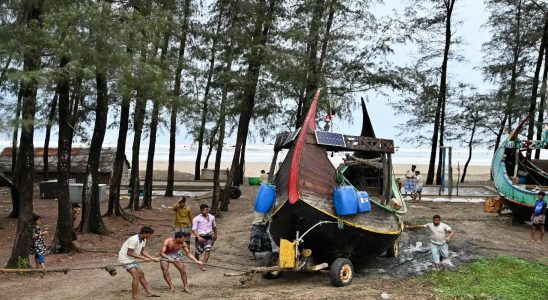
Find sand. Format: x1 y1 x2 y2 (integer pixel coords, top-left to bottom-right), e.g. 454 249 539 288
141 161 491 183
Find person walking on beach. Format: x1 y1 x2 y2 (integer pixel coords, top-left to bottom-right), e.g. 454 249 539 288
531 191 547 242
159 232 203 293
171 196 193 245
192 204 217 271
413 171 424 201
260 170 268 184
118 226 160 299
248 211 272 260
404 165 417 197
30 214 48 270
406 215 454 270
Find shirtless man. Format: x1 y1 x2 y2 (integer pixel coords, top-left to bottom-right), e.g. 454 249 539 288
159 232 203 293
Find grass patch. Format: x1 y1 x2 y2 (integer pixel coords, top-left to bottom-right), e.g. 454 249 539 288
417 256 548 299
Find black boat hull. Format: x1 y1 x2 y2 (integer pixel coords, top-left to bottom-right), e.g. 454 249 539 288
269 200 400 265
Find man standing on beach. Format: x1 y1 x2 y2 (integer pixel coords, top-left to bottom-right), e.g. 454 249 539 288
531 191 546 242
171 196 193 245
159 232 203 293
118 226 160 299
406 215 454 270
260 170 268 184
192 204 217 271
404 165 417 197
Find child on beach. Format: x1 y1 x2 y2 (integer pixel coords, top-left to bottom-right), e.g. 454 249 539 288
31 214 48 269
413 171 424 201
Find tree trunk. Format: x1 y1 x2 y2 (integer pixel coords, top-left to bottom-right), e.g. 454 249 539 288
297 0 325 128
236 137 247 185
211 48 233 215
50 56 77 253
535 46 548 159
143 100 160 209
78 71 109 235
43 93 58 181
127 95 146 210
526 17 548 159
143 29 171 208
194 11 223 180
427 0 454 185
11 87 22 177
6 1 42 268
106 92 130 216
8 87 23 219
203 122 219 170
461 114 477 183
165 101 178 197
222 0 277 209
506 0 523 133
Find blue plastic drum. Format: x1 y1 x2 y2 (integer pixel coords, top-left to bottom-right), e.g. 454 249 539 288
254 184 276 213
333 186 358 216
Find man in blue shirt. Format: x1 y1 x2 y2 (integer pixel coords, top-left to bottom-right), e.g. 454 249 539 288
531 191 547 242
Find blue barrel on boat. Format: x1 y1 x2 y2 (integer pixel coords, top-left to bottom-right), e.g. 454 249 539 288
356 191 372 213
254 184 276 213
518 175 526 184
333 186 358 216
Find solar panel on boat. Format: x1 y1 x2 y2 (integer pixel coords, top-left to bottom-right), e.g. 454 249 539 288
315 130 346 147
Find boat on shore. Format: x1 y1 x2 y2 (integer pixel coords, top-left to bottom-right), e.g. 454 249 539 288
491 113 548 225
266 90 406 273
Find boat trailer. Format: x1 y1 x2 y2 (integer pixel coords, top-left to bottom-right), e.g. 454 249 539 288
224 220 356 287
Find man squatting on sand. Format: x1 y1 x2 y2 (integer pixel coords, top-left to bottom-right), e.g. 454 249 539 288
192 204 218 271
118 226 160 299
406 215 454 270
159 232 203 293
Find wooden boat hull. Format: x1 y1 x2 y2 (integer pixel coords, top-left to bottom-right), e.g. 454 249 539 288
268 91 403 265
269 200 399 265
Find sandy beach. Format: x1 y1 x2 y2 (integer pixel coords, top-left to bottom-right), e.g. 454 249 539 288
140 161 491 183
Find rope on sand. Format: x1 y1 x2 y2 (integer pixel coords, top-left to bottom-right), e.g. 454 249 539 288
0 259 245 276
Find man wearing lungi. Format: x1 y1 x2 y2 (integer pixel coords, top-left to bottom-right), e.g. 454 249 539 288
404 165 417 197
192 204 217 271
406 215 454 270
248 212 272 260
159 232 203 293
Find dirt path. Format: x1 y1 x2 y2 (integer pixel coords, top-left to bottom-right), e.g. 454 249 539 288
0 186 546 299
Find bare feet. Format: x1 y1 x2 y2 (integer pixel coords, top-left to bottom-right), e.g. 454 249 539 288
201 266 207 271
169 286 175 293
183 287 191 294
147 294 160 297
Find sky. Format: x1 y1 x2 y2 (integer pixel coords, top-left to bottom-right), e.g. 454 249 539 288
0 0 493 150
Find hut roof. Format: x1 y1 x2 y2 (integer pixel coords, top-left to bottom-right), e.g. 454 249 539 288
0 147 130 174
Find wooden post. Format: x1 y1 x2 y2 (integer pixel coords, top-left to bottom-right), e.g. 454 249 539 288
386 153 392 204
448 147 453 197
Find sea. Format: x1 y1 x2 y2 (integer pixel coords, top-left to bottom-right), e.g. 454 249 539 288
0 140 499 166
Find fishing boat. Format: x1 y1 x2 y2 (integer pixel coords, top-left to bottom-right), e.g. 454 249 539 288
263 90 406 286
491 113 548 225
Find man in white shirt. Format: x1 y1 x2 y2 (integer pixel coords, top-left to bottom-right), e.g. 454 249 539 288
118 226 160 299
406 215 454 270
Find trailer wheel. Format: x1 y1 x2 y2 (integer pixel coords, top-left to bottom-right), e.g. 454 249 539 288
330 258 353 287
386 240 399 258
262 252 282 279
